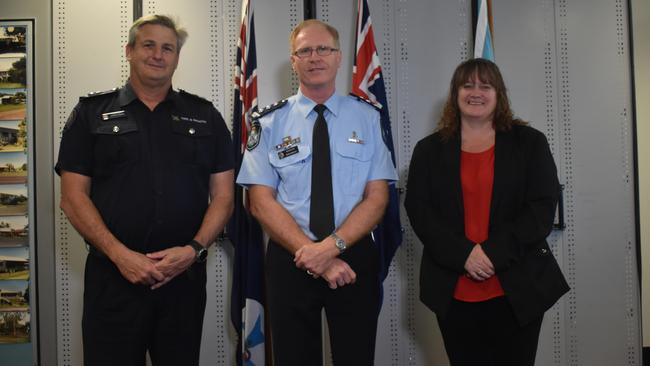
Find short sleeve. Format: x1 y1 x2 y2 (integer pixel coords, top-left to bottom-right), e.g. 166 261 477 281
236 120 279 189
54 103 94 177
211 109 234 173
367 112 398 182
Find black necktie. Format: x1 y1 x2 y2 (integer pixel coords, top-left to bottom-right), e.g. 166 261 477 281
309 104 334 240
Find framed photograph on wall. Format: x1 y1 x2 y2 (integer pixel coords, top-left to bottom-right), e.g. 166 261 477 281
0 280 30 344
0 19 32 348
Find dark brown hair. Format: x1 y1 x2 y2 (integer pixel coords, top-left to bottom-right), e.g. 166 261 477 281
437 58 525 140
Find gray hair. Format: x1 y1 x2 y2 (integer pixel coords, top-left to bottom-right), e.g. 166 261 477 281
127 14 188 52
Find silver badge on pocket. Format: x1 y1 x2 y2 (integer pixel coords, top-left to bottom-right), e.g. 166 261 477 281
347 131 364 144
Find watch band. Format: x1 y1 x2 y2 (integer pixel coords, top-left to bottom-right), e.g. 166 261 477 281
330 233 347 253
189 240 208 263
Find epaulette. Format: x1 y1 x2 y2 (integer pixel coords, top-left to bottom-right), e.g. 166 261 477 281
251 99 288 120
350 93 382 111
179 89 212 104
80 87 119 99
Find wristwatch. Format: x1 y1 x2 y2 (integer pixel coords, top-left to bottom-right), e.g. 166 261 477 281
330 233 347 253
188 240 208 263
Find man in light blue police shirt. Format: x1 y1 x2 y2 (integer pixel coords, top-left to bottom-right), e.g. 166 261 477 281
237 19 397 366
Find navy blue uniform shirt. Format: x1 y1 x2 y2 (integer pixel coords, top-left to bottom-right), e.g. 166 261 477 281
56 82 233 252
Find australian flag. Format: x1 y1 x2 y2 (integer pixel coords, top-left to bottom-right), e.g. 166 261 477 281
227 0 265 365
351 0 403 289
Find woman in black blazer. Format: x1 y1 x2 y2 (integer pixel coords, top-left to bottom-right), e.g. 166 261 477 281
404 58 569 366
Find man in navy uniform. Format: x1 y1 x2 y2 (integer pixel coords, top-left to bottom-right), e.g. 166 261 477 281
56 15 233 366
237 19 397 366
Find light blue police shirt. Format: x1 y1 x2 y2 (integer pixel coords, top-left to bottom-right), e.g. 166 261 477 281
236 90 398 240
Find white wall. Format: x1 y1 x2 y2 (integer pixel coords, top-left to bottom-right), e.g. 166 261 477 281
632 0 650 351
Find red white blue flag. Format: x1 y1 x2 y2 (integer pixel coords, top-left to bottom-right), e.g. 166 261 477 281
228 0 265 365
351 0 403 289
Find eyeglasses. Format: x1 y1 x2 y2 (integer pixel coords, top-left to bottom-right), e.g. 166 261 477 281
293 45 339 58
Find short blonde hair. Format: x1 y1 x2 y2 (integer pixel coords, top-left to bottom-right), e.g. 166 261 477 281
127 14 188 52
289 19 340 53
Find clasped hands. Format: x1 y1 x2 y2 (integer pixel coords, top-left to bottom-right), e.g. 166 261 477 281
294 238 356 290
112 245 197 290
464 244 495 281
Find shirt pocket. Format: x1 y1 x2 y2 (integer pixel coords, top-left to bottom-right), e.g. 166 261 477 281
91 118 140 172
171 121 214 169
334 139 373 195
268 144 311 201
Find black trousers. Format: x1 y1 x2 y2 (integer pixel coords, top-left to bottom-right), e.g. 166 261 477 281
437 297 544 366
266 237 380 366
82 254 207 366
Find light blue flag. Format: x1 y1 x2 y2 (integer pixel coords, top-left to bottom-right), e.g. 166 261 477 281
474 0 495 61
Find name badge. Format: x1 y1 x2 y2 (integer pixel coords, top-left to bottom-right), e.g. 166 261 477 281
101 110 126 121
278 145 299 159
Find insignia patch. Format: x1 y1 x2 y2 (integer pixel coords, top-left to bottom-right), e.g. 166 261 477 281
347 131 364 144
79 87 119 100
172 115 207 124
251 99 289 120
275 136 301 151
350 93 382 111
86 87 119 97
246 121 261 151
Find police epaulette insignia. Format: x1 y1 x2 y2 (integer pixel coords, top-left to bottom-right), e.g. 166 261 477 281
179 89 212 104
251 99 288 120
81 87 119 99
350 93 382 111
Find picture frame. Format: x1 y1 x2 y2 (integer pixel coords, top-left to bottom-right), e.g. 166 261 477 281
0 20 32 346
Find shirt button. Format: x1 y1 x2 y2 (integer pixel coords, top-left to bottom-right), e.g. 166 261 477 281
112 126 120 133
188 128 196 135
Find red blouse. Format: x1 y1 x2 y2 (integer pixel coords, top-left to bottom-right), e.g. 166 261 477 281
454 145 505 301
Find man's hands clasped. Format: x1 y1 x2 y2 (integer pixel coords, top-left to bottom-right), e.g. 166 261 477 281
294 236 356 290
111 244 198 290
